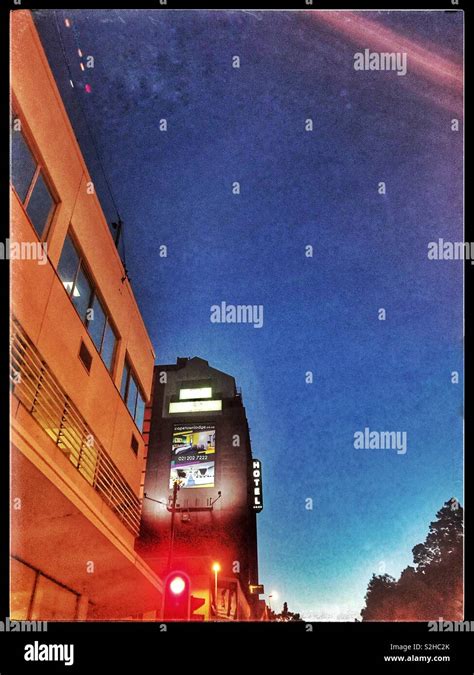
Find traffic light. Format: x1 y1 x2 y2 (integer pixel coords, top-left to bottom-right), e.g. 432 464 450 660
162 571 191 621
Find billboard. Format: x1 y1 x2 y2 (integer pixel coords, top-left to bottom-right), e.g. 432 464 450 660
169 424 215 489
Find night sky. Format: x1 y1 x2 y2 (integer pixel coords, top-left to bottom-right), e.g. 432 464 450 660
34 9 463 620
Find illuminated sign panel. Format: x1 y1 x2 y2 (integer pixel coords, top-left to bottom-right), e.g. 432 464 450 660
169 400 222 413
252 459 263 512
249 584 265 595
179 387 212 400
170 424 215 489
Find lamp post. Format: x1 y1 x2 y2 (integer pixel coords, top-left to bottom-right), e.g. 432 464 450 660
143 490 179 573
268 590 278 617
212 562 221 618
167 480 180 572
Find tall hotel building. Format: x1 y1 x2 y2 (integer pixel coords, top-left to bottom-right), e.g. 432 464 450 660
138 357 264 621
10 11 162 620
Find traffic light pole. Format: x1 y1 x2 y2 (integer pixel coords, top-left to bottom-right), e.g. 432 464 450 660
167 480 180 572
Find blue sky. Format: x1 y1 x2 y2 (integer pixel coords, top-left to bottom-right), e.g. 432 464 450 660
34 9 463 620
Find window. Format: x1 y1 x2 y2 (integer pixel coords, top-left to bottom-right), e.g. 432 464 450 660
73 265 94 322
87 294 117 371
58 233 118 373
11 127 36 202
101 322 117 372
79 340 93 373
179 387 212 400
131 434 139 455
136 395 146 432
127 376 138 419
169 400 222 414
57 235 80 295
121 358 146 432
88 294 107 351
26 173 54 236
121 361 130 399
11 117 55 237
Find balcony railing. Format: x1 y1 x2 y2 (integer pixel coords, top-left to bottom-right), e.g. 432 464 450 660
10 317 141 536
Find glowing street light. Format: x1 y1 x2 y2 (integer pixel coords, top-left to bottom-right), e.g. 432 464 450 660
268 590 279 613
212 562 221 618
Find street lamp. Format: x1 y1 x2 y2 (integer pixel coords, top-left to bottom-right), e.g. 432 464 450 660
212 562 221 617
268 590 279 613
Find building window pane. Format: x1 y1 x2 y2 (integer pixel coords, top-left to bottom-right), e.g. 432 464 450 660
72 264 93 322
26 171 54 237
121 359 145 429
87 293 107 352
121 361 130 399
101 321 117 373
127 375 138 419
11 128 36 202
135 393 145 433
180 387 212 400
57 236 80 296
58 232 119 380
169 400 222 413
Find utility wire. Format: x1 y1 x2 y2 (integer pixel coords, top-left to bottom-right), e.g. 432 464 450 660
53 10 128 271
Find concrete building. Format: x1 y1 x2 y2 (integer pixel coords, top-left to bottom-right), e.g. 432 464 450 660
138 357 264 620
10 10 162 620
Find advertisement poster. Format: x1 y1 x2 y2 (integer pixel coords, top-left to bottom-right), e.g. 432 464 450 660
169 424 215 489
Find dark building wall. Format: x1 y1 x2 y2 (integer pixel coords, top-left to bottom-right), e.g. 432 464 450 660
138 358 259 600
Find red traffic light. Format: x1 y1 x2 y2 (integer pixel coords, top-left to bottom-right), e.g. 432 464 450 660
169 575 186 595
162 571 191 621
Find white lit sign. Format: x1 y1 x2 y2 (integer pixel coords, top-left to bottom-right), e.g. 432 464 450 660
179 387 212 400
252 459 263 512
169 400 222 414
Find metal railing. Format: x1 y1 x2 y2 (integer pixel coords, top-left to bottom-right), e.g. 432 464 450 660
10 317 142 536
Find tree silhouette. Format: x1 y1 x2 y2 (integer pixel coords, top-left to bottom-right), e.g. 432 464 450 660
361 498 463 621
361 574 397 620
269 601 303 622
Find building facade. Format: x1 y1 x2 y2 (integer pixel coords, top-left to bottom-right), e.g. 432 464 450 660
138 357 264 620
10 10 162 620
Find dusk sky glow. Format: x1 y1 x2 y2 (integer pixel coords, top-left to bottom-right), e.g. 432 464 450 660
34 9 463 620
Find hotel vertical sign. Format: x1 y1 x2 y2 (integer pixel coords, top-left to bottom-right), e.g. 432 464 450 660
251 459 263 512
